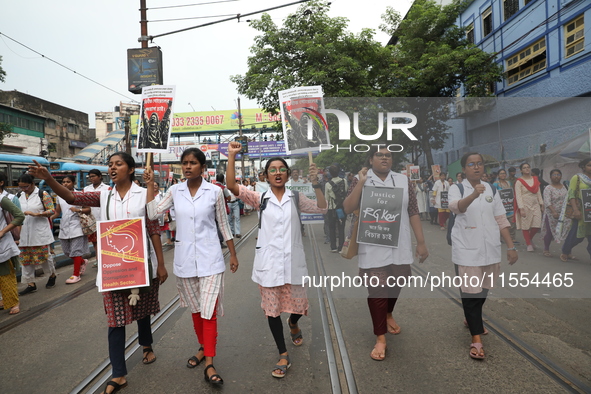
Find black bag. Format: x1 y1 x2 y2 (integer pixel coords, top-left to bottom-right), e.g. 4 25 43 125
328 178 346 209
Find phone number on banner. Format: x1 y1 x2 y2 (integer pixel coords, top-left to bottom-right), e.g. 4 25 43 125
173 115 225 127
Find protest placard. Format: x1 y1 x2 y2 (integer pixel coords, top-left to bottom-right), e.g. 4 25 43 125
97 218 150 292
278 86 329 154
357 186 403 248
137 85 176 153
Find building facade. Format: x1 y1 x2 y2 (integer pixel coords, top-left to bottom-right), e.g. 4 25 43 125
0 90 93 160
428 0 590 174
95 102 140 141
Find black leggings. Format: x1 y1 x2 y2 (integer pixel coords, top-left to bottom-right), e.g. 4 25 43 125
267 314 302 354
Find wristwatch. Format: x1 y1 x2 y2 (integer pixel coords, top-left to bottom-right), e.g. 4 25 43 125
506 247 517 251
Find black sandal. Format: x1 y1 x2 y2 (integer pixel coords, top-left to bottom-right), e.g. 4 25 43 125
204 364 224 385
187 347 205 368
102 380 128 394
142 347 156 365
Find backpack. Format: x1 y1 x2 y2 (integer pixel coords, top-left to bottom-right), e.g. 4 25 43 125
258 190 302 232
446 183 496 246
328 178 346 209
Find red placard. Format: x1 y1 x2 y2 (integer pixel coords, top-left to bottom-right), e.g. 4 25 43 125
97 218 150 292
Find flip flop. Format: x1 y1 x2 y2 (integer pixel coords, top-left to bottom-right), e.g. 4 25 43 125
9 305 20 315
469 343 485 360
102 380 128 394
387 320 401 335
370 343 387 361
142 347 156 365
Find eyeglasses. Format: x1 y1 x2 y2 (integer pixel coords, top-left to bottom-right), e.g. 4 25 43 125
466 162 483 168
268 167 287 174
374 152 392 159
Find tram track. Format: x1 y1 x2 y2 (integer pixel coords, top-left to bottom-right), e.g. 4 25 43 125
308 223 358 394
410 263 591 394
70 224 260 394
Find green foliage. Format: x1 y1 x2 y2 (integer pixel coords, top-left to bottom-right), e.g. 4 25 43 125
0 56 5 83
0 122 13 147
233 0 503 169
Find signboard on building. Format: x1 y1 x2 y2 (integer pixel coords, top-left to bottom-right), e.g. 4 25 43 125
127 47 164 94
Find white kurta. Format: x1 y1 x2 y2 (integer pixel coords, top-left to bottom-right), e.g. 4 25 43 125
449 180 507 267
432 179 450 209
84 182 110 222
357 170 414 269
146 180 232 278
18 187 54 247
57 196 84 239
98 183 158 278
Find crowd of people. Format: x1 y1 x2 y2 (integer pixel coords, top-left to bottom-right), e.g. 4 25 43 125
0 147 587 393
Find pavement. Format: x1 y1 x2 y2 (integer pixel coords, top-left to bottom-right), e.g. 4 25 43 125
1 212 590 393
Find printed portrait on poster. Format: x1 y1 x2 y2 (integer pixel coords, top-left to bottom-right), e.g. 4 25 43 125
137 85 176 153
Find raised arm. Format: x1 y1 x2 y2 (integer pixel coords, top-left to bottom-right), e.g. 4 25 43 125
226 142 241 196
28 160 75 204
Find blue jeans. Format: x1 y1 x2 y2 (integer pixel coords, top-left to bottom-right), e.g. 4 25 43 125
228 200 241 235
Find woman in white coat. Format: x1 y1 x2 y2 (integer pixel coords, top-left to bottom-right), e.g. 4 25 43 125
17 173 57 295
50 175 90 284
432 172 451 230
29 152 168 394
226 141 327 378
448 152 518 360
343 146 428 361
144 148 238 386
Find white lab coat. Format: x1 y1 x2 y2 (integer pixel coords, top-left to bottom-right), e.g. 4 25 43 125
84 182 110 222
254 188 306 287
449 180 507 267
18 187 54 247
99 183 158 278
56 196 84 239
432 179 450 209
147 180 229 278
357 169 414 269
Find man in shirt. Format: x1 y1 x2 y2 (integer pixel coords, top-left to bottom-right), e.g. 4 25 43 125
325 165 347 252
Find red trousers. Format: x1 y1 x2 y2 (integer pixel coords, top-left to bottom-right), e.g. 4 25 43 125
191 306 218 357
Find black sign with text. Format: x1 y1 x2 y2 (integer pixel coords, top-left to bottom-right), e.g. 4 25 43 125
582 190 591 222
499 189 514 213
440 191 449 209
357 186 403 248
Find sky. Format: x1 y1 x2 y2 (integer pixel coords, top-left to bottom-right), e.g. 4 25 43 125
0 0 413 128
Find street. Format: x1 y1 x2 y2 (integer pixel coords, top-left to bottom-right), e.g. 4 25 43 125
1 213 590 394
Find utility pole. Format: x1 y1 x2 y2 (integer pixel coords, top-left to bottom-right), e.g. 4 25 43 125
238 97 245 179
139 0 153 169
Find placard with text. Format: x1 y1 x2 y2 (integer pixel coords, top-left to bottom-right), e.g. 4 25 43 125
357 186 403 248
97 218 149 292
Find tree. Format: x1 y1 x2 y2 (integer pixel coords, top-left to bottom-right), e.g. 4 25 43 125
0 55 6 83
382 0 503 166
232 0 502 171
0 122 13 147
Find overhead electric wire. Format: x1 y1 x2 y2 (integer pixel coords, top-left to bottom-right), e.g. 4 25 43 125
150 13 236 22
145 0 238 10
148 0 311 40
0 31 139 103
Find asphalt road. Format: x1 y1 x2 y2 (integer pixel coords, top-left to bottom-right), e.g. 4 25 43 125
1 213 590 393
